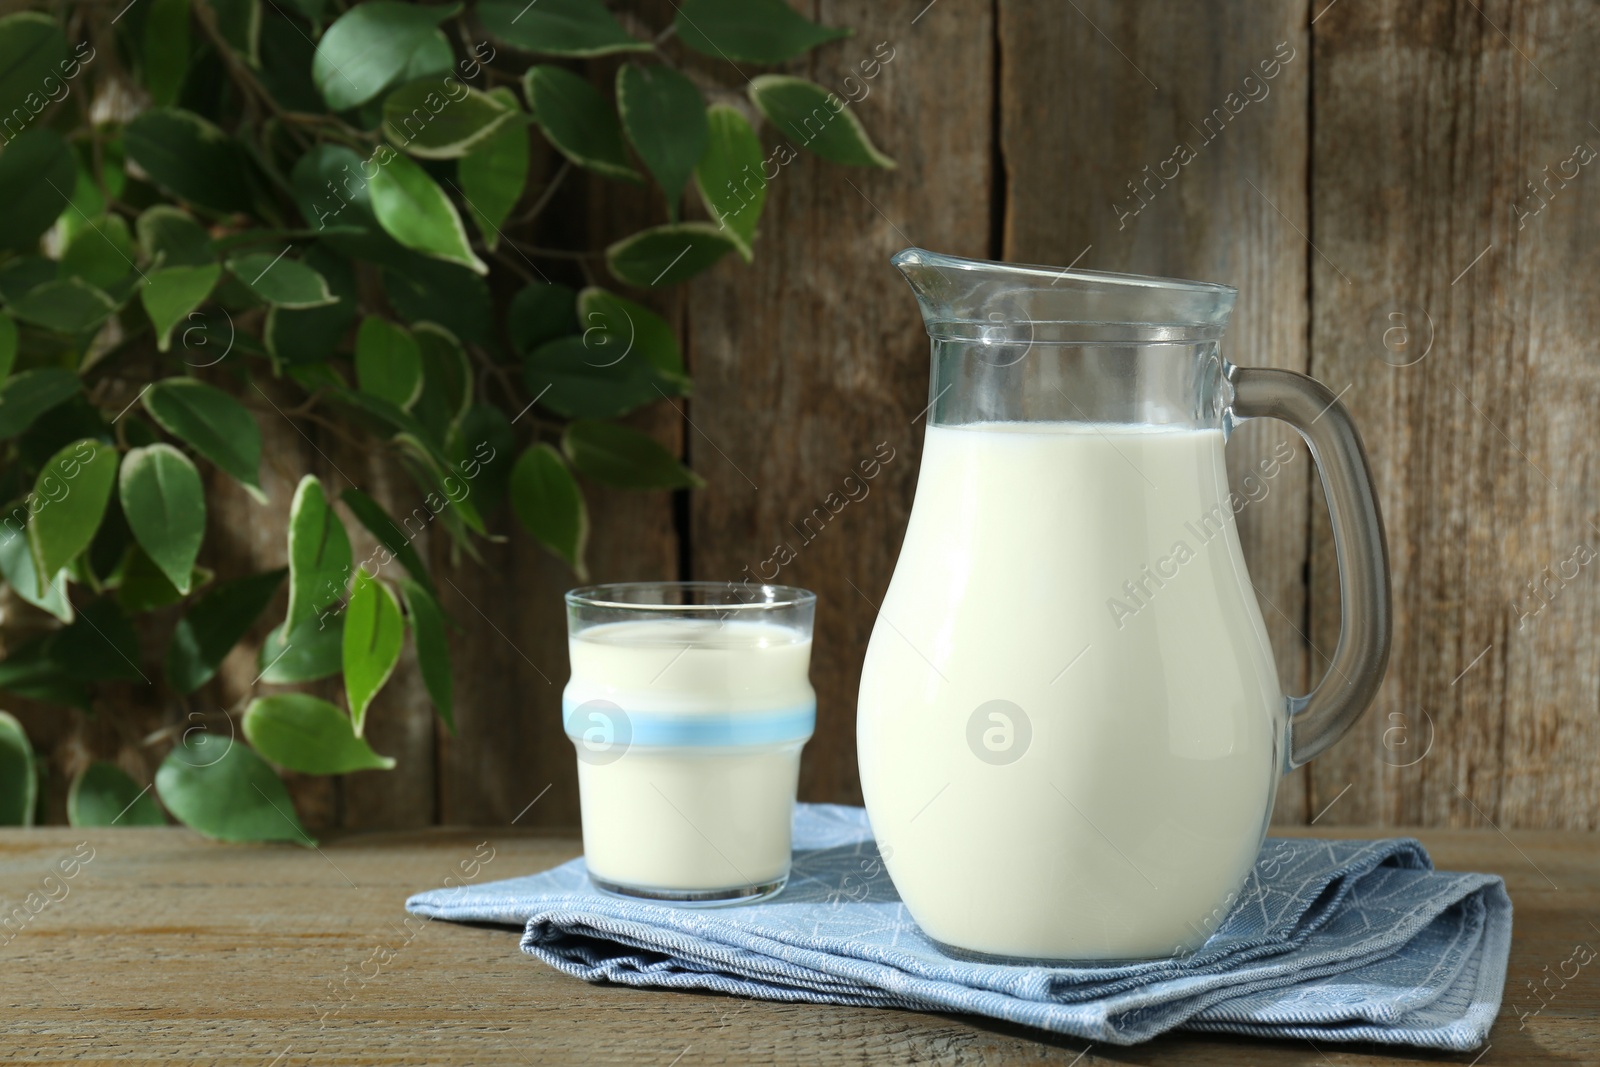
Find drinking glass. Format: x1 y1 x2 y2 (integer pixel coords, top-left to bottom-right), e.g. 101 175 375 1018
564 581 817 904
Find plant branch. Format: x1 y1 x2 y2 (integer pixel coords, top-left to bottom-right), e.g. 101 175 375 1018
498 237 604 260
511 161 571 227
467 342 522 413
485 245 540 285
193 1 312 152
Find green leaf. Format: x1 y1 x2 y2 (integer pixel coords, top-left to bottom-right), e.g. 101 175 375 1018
8 278 119 333
226 251 336 308
0 312 16 380
0 511 71 621
399 29 454 82
143 377 265 502
675 0 850 63
50 597 144 682
479 0 647 57
398 579 452 732
0 368 81 440
459 87 529 250
145 0 192 107
61 165 106 248
211 0 260 61
343 569 403 735
507 282 576 355
368 151 487 274
244 693 396 774
257 9 325 110
258 614 344 684
137 206 215 268
0 712 36 825
748 75 895 169
0 639 89 710
0 15 67 122
287 362 348 393
14 393 112 470
562 419 703 490
28 439 118 592
119 443 205 595
382 78 517 159
328 386 438 452
285 475 351 635
695 104 765 259
447 404 513 518
311 1 461 111
0 256 54 304
355 316 423 408
156 737 312 844
142 264 222 352
617 63 707 219
577 287 688 383
380 254 491 343
0 130 74 251
523 64 640 183
264 244 359 365
60 215 137 290
68 762 165 826
290 145 406 263
339 487 433 596
605 222 739 287
165 568 286 693
87 490 133 583
391 432 487 537
116 545 210 614
410 323 472 445
124 107 254 214
510 444 588 576
522 335 662 419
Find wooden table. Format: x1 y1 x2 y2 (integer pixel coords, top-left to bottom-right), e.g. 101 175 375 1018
2 825 1595 1065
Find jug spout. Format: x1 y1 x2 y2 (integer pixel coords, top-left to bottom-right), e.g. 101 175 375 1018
892 247 1236 345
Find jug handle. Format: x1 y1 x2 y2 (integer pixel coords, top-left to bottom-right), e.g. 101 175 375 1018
1226 365 1392 770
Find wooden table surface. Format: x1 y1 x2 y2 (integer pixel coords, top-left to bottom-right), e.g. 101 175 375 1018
2 824 1595 1066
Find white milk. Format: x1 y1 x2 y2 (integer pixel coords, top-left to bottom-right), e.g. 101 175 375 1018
858 421 1284 959
566 619 814 895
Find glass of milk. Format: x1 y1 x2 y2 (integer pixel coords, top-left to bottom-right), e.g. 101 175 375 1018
563 582 817 905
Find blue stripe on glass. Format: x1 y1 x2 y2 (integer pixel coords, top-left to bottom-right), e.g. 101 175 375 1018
563 697 816 748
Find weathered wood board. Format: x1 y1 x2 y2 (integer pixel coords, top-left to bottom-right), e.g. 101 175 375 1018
2 824 1594 1064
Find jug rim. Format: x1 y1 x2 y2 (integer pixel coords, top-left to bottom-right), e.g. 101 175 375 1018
891 247 1238 297
893 247 1237 343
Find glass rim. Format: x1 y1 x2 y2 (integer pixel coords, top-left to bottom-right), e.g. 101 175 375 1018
565 581 817 611
893 247 1238 297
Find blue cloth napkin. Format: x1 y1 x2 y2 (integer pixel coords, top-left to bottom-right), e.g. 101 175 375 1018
407 804 1512 1049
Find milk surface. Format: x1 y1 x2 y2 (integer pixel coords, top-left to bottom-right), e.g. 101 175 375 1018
858 421 1284 959
566 618 814 894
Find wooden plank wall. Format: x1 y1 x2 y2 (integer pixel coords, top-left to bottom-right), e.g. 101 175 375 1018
30 0 1598 832
1307 0 1600 829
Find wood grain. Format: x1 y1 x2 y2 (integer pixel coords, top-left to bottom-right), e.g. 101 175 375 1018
996 0 1315 821
1 824 1593 1064
683 0 994 808
1306 0 1600 830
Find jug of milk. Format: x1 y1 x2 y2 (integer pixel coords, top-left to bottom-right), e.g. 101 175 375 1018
857 248 1391 961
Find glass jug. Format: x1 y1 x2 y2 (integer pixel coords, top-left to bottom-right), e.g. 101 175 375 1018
857 248 1390 962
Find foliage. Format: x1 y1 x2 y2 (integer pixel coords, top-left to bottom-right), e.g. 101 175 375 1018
0 1 891 837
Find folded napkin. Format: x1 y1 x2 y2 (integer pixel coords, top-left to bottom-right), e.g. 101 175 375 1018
407 804 1512 1049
